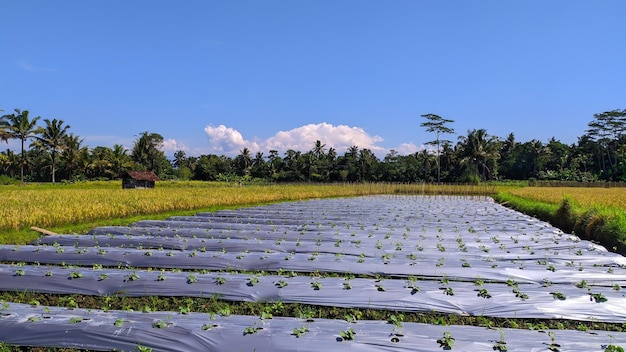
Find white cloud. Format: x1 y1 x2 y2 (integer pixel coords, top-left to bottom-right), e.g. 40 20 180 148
203 122 387 156
395 143 425 155
161 138 188 154
204 125 258 154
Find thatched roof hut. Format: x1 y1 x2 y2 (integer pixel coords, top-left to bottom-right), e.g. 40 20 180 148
122 171 159 189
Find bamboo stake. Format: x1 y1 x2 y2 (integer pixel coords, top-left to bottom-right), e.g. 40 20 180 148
30 226 57 236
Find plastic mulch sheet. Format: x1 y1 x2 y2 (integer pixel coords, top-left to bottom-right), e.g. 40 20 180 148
1 302 625 352
2 195 626 350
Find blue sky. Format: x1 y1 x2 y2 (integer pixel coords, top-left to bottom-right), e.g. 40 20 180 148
1 1 625 158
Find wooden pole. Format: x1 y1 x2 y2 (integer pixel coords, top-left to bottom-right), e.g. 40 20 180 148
30 226 57 236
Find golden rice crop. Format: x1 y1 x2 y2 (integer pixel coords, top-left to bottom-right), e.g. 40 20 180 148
0 181 495 233
506 187 626 208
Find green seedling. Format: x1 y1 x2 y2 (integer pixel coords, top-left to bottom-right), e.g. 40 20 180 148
339 327 356 341
437 331 455 350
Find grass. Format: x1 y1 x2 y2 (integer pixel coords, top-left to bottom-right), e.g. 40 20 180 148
493 186 626 253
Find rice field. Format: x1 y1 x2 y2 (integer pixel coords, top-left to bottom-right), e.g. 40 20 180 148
0 182 495 244
505 186 626 208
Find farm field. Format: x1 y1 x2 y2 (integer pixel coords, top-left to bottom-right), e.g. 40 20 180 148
495 186 626 252
0 181 496 244
1 195 626 351
505 186 626 208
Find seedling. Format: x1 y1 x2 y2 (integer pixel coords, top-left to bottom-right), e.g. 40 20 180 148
125 271 140 282
575 280 588 289
202 323 219 330
387 314 404 335
339 327 356 341
291 326 309 338
589 292 608 303
604 335 625 352
247 276 259 286
437 331 455 350
152 320 169 329
477 288 492 299
546 331 560 351
69 270 83 279
114 318 125 327
311 281 322 290
550 292 567 300
187 273 198 284
275 280 288 288
493 330 508 351
512 287 528 300
440 286 454 296
244 321 263 335
408 284 420 295
69 317 83 324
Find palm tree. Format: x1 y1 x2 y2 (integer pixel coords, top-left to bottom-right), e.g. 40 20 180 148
32 118 70 183
131 131 167 174
358 148 377 181
457 129 501 181
235 147 252 176
0 109 42 182
0 108 8 143
311 140 326 159
90 146 114 179
110 144 132 178
173 150 187 169
60 133 84 181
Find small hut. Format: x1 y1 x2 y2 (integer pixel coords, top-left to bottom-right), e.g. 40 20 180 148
122 171 159 189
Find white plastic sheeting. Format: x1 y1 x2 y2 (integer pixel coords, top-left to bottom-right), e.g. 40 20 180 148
1 302 625 352
2 195 626 349
1 264 626 322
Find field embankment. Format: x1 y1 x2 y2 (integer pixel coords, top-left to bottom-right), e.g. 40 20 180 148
493 186 626 253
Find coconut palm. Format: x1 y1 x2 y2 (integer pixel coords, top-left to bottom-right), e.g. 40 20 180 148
59 133 85 181
131 131 167 174
456 129 501 181
235 147 253 176
110 144 132 178
0 109 42 182
0 108 8 143
311 140 326 159
32 118 70 183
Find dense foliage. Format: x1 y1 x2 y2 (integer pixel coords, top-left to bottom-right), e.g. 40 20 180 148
1 108 625 183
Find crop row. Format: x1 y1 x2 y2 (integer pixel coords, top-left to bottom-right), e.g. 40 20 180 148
1 302 624 352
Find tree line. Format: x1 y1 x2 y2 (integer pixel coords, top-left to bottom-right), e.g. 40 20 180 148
1 108 625 184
